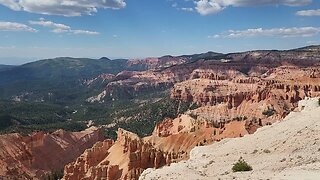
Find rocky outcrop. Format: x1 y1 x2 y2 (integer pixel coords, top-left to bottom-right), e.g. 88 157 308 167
140 98 320 180
0 127 104 179
171 66 320 127
63 139 115 180
63 114 255 180
172 67 320 106
63 129 169 180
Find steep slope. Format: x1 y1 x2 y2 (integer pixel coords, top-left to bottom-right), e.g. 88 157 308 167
0 127 103 179
63 113 256 180
140 97 320 180
171 65 320 132
63 129 170 180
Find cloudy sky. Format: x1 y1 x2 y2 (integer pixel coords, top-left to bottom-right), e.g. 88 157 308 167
0 0 319 64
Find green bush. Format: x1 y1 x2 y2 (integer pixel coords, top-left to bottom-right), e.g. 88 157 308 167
232 157 253 172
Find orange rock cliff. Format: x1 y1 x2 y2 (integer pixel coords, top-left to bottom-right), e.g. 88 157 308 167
0 127 103 179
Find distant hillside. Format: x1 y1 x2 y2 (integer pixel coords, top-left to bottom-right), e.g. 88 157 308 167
0 57 127 84
0 57 143 102
0 65 15 72
181 51 224 61
225 45 320 64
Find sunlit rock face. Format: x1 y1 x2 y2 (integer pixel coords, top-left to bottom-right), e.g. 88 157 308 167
0 127 104 179
140 98 320 180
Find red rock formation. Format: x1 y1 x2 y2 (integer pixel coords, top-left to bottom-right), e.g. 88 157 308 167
63 115 254 180
85 46 320 103
64 139 115 180
171 66 320 126
64 129 169 180
0 127 104 179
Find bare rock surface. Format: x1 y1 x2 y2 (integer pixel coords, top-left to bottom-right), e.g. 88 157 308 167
0 127 104 179
140 97 320 180
63 113 253 180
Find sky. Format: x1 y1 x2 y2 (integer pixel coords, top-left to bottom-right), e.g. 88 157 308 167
0 0 319 65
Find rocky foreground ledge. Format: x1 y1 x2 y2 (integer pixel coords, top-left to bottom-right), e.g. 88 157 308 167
140 97 320 180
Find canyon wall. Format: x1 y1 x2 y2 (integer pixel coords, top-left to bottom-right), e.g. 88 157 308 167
63 113 256 180
140 97 320 180
0 127 104 179
171 66 320 125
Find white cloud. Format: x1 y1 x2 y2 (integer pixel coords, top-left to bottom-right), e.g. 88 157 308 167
212 27 320 38
296 9 320 16
180 7 194 12
0 0 20 10
72 30 99 35
195 0 312 15
0 21 37 32
195 0 224 15
0 0 126 16
29 18 70 30
29 18 99 35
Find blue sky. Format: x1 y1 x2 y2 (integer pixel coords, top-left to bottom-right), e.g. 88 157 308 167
0 0 319 65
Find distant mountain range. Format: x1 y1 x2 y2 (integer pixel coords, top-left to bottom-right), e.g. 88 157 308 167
0 45 319 101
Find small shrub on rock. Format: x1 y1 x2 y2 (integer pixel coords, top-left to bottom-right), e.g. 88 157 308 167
232 157 253 172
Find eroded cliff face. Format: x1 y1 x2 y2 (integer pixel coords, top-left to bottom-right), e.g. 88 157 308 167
140 98 320 180
87 62 317 103
0 127 104 179
64 129 169 180
63 113 254 180
171 66 320 127
84 46 320 103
